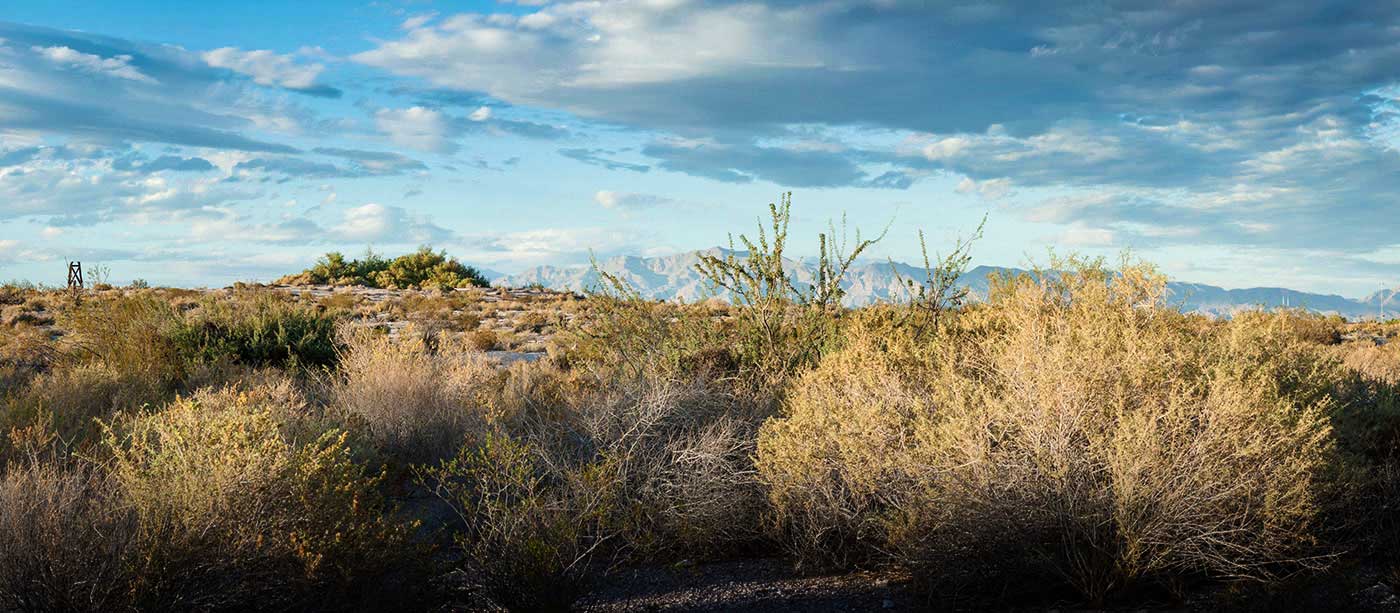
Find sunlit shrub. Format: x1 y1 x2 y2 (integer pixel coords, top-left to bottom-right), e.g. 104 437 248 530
280 247 489 289
104 387 417 610
61 294 186 387
759 260 1336 602
1 363 166 464
335 327 497 464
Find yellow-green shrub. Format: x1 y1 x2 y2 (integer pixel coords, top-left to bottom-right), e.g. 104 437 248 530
104 387 416 610
759 261 1336 602
1 364 167 465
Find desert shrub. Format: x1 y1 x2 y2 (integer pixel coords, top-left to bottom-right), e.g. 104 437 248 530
59 291 337 383
334 327 497 464
0 283 30 306
415 348 765 610
756 307 938 568
1 364 167 464
280 247 489 289
468 329 499 351
61 294 186 387
425 433 611 612
563 297 726 380
575 375 765 558
759 260 1336 603
170 293 339 369
514 310 555 333
690 194 869 387
317 291 360 312
457 311 483 331
103 387 418 610
373 247 490 289
0 320 57 390
1340 341 1400 385
0 458 135 612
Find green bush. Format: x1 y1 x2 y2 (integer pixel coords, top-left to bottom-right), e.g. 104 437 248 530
170 293 339 369
280 247 490 289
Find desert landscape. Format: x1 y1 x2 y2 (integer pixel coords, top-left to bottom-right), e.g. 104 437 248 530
4 204 1400 611
6 2 1400 611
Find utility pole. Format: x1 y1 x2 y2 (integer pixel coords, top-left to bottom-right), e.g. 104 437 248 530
67 261 83 303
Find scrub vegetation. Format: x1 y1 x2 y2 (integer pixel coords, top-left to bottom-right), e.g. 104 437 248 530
2 196 1399 611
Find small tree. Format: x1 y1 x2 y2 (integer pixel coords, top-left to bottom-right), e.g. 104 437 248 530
694 193 884 310
890 214 985 328
692 193 884 385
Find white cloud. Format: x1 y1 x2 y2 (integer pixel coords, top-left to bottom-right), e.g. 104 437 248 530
401 13 437 30
352 1 836 103
954 176 1013 200
1059 225 1116 247
32 45 156 83
0 239 51 264
201 47 325 90
375 106 454 153
594 190 674 210
331 203 453 243
456 226 635 268
468 106 493 122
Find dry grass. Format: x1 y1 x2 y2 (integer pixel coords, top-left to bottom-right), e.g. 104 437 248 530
0 459 134 612
335 326 498 464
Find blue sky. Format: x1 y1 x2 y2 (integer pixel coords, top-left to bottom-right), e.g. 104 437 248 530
1 1 1398 297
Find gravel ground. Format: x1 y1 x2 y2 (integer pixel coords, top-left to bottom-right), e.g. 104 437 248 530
574 559 915 612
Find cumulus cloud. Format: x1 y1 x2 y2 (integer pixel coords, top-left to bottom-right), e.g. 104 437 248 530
331 203 454 243
0 143 261 226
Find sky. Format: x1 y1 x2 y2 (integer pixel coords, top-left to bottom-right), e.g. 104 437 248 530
0 0 1398 297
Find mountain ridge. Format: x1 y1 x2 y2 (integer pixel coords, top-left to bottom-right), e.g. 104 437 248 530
499 248 1399 320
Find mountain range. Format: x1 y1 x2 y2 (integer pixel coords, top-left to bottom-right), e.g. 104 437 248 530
496 249 1400 320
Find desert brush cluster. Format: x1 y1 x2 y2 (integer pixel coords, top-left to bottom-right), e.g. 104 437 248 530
2 197 1400 611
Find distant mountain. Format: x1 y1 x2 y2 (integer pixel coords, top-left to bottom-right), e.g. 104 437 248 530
474 267 508 283
500 249 1399 320
1365 286 1400 312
